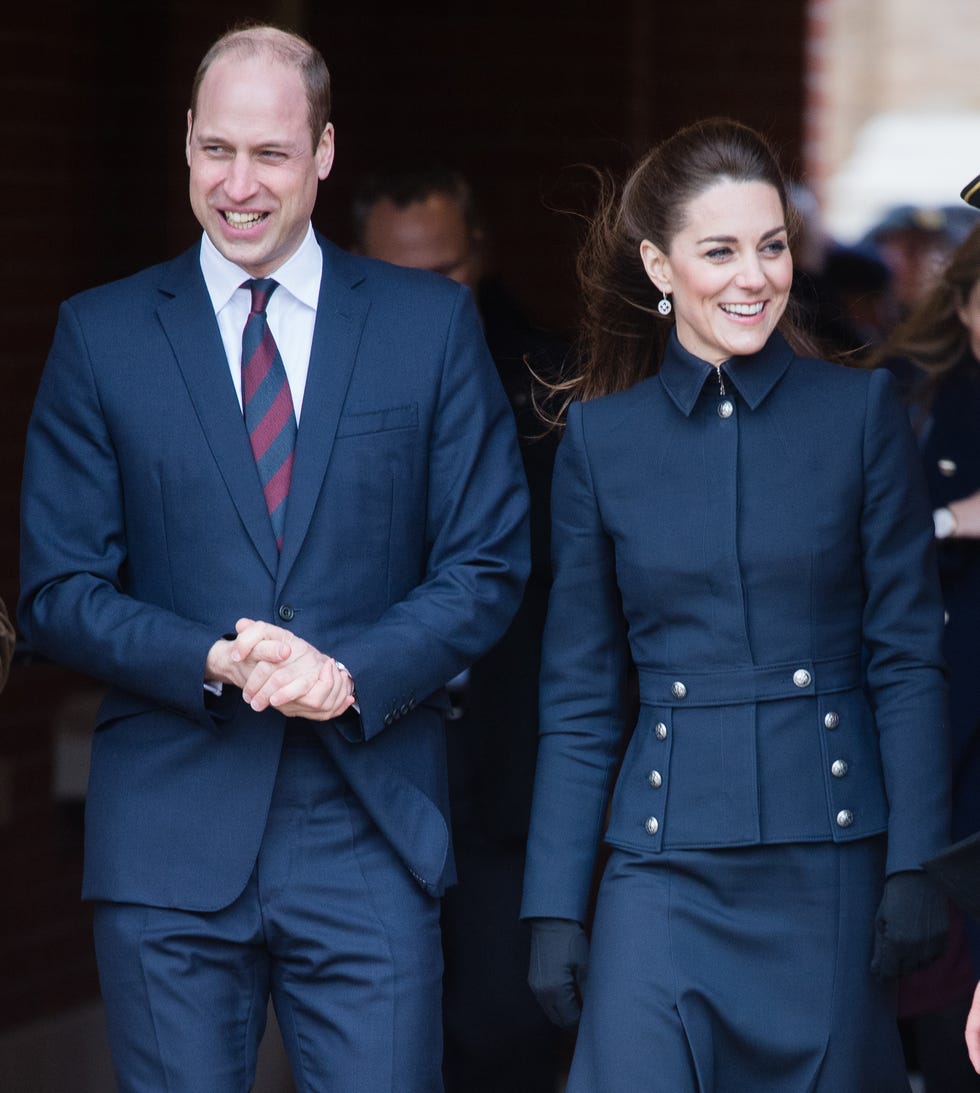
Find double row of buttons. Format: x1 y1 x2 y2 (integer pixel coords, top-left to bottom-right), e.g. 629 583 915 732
642 687 855 835
824 708 853 828
644 720 669 836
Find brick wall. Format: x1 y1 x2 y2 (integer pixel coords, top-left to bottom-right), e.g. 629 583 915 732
809 0 980 191
0 0 806 1030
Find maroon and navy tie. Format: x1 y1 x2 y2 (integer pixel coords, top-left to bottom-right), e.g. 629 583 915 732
241 278 297 550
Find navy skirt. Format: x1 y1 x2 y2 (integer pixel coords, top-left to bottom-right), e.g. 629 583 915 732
568 836 910 1093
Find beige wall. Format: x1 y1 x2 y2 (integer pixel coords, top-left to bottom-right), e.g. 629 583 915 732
806 0 980 237
809 0 980 185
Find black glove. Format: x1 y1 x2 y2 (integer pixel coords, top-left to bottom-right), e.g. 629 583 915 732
528 917 590 1029
870 869 949 981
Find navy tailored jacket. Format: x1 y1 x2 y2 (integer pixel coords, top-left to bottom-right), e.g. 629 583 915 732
19 234 529 909
522 331 949 924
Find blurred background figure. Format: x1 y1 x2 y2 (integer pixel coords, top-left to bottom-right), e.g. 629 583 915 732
863 205 978 326
789 181 896 358
872 222 980 1091
352 167 565 1093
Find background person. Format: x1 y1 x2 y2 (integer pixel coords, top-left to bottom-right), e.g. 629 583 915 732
520 117 950 1092
352 166 564 1093
870 222 980 1092
18 25 528 1092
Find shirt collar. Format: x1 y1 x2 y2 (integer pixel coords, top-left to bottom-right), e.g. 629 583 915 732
198 224 323 314
658 328 796 417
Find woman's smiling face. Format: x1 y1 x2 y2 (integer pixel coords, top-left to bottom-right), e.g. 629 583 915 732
640 179 793 366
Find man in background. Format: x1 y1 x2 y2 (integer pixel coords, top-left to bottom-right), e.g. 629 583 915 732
353 167 564 1092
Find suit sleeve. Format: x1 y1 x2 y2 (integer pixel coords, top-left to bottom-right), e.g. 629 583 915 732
335 286 530 741
18 300 221 725
860 367 951 873
520 402 631 923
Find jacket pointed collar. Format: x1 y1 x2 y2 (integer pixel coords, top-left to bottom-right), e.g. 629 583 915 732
658 328 796 417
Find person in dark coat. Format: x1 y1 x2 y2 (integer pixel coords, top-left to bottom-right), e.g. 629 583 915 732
18 28 528 1091
351 167 564 1092
521 118 950 1092
872 217 980 1089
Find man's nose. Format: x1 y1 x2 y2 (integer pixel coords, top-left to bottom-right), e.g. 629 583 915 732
223 155 259 201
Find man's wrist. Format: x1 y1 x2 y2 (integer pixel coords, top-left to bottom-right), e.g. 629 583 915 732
334 660 356 700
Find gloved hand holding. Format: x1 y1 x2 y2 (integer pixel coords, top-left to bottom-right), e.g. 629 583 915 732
870 869 949 981
528 917 590 1028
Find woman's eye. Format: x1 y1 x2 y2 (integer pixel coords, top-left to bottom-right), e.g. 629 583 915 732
705 247 732 260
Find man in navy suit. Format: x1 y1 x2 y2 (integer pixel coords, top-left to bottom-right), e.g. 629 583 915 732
18 24 528 1093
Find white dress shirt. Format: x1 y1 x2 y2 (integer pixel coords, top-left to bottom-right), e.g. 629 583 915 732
198 224 323 423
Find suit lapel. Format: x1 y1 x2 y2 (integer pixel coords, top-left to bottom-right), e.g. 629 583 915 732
156 247 280 578
276 238 369 586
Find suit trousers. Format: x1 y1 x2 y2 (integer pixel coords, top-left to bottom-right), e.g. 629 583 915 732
569 837 909 1093
93 724 443 1093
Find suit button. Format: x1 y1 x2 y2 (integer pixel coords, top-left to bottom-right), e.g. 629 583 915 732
938 458 957 477
718 400 734 418
654 722 668 740
399 703 410 716
793 669 811 688
648 770 663 789
384 713 394 726
671 681 687 699
644 816 659 835
278 604 295 622
831 759 848 778
824 711 840 730
836 809 854 828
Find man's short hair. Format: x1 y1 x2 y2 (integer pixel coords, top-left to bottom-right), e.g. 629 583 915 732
350 167 481 250
189 23 331 152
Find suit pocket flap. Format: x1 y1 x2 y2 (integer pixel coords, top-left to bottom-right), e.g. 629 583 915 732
336 403 418 437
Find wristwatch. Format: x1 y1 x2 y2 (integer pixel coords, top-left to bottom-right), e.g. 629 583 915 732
933 506 958 540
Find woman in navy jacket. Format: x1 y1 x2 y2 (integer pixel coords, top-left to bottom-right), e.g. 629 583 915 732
521 119 951 1091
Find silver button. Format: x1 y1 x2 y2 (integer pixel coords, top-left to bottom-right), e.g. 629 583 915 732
718 400 734 418
793 669 811 688
836 809 854 828
831 759 848 778
671 681 687 699
645 816 659 835
824 711 840 730
648 770 663 789
938 459 957 477
654 721 668 740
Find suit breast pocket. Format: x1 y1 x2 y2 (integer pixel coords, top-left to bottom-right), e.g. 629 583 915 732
331 403 420 507
335 403 419 439
319 404 422 603
330 401 419 494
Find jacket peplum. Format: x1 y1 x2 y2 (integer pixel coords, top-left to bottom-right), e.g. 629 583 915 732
522 330 949 925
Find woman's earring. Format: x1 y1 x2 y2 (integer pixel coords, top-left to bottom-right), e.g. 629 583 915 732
658 290 672 316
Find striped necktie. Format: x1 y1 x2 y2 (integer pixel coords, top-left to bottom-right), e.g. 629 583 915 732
241 278 297 550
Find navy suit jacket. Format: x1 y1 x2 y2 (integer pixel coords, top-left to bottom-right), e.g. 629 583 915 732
19 234 529 909
522 331 949 924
